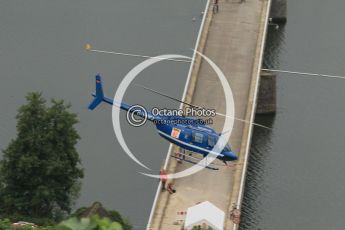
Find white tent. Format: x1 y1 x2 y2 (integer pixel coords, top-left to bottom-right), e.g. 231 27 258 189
184 201 225 230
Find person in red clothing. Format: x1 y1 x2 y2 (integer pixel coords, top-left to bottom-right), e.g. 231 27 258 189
159 169 168 191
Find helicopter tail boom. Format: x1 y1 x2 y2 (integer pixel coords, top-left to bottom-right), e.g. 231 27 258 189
88 75 156 122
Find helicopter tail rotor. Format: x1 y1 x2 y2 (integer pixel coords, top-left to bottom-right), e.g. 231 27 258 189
88 74 104 110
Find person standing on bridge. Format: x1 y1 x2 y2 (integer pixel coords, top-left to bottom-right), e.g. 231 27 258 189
213 0 219 14
159 169 168 191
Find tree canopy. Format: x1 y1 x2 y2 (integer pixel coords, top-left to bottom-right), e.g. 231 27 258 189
72 202 132 230
0 92 84 221
57 216 123 230
0 216 123 230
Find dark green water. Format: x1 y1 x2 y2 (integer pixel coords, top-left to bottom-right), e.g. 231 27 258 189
240 0 345 229
0 0 205 228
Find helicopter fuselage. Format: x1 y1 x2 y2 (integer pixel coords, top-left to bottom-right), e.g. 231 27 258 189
88 75 237 162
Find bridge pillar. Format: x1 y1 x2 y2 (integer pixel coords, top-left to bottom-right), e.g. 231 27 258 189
270 0 287 25
256 71 276 114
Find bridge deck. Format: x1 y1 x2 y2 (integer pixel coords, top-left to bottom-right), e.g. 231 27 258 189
148 0 270 229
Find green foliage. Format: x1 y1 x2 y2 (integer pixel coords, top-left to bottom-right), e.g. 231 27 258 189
0 216 125 230
0 218 54 230
107 211 131 230
72 205 131 230
40 226 55 230
0 215 56 227
56 216 123 230
0 219 11 230
0 92 83 221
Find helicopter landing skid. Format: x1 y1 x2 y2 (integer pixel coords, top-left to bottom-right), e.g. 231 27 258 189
170 155 219 170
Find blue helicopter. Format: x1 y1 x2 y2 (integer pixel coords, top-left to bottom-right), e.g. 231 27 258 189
88 75 238 169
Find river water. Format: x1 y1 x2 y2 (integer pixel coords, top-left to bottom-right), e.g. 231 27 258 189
240 0 345 229
0 0 205 228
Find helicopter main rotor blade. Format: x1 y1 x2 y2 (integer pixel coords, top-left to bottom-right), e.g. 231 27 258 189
134 84 272 130
215 112 272 130
134 84 198 109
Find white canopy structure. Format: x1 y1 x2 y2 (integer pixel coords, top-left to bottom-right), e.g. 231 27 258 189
184 201 225 230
